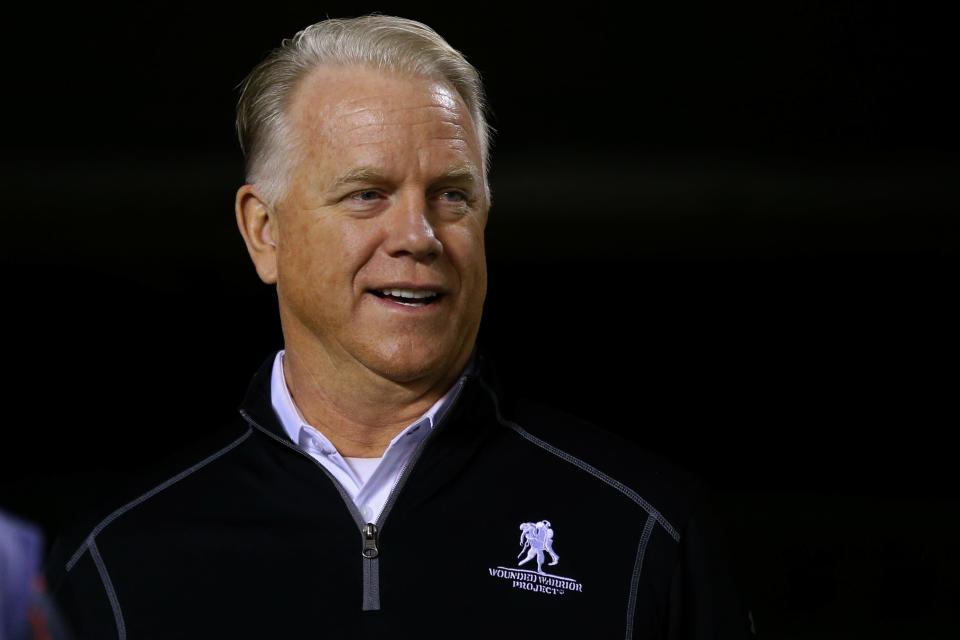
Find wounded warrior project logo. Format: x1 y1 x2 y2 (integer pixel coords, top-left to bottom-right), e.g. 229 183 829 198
488 520 583 596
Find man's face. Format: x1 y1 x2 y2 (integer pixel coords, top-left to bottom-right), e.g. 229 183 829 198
271 64 488 384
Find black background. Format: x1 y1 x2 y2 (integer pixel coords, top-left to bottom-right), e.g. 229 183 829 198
2 2 957 637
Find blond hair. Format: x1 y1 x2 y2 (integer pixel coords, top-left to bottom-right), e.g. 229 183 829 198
235 14 494 206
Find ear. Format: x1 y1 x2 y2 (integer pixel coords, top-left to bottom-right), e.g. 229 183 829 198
235 184 279 284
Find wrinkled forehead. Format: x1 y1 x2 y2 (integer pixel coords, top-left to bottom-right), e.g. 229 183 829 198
287 64 481 156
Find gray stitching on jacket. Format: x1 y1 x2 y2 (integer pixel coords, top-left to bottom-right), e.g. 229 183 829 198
66 427 253 571
478 379 680 542
625 513 658 640
89 538 126 640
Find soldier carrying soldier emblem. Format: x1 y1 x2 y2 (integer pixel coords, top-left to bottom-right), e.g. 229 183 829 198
517 520 560 575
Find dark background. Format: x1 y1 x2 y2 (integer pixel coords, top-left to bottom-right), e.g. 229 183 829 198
2 2 957 637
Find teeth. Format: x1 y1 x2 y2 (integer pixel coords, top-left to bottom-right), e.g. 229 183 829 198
380 288 437 299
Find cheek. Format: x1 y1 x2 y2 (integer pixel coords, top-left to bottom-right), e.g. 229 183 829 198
447 227 486 278
279 218 380 293
276 220 334 296
443 227 487 301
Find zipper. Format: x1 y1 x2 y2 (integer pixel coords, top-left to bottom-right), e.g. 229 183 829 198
360 523 381 611
237 373 470 612
362 523 379 558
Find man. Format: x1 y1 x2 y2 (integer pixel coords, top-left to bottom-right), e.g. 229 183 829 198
46 15 755 639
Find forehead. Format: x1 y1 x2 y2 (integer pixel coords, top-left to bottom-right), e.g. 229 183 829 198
287 64 480 167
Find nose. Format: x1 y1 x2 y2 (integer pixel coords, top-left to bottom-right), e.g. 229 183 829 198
382 193 443 261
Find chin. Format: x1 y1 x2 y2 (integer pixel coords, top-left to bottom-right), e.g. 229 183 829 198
359 337 456 384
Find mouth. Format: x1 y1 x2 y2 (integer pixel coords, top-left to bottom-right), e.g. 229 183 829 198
367 288 445 308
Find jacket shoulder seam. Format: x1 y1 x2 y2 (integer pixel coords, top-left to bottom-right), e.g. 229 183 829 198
478 379 680 541
89 538 126 639
625 513 659 639
65 426 253 571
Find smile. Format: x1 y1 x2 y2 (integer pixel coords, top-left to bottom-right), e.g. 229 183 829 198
369 288 444 307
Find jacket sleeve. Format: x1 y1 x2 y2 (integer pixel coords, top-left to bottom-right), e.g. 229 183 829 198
665 488 758 640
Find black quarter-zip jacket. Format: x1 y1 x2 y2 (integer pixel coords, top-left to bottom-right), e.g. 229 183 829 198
46 349 755 639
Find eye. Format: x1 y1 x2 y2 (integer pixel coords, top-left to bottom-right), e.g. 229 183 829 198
439 190 467 203
351 190 382 202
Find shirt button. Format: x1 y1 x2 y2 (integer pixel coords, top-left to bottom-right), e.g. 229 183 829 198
361 505 374 522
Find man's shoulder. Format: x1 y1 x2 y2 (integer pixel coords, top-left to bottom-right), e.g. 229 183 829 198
496 396 702 532
45 420 252 589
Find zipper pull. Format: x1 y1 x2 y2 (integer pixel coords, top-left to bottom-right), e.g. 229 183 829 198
362 522 379 559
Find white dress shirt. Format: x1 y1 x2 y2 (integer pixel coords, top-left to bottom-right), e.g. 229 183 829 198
270 350 461 524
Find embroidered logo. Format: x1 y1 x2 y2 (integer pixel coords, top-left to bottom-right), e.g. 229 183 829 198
488 520 583 595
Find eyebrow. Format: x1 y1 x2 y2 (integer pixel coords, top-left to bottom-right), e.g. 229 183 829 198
328 164 481 192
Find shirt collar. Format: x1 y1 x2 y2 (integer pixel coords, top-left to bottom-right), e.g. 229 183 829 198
270 349 466 454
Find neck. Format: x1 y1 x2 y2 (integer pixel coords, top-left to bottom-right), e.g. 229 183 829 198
280 338 469 458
